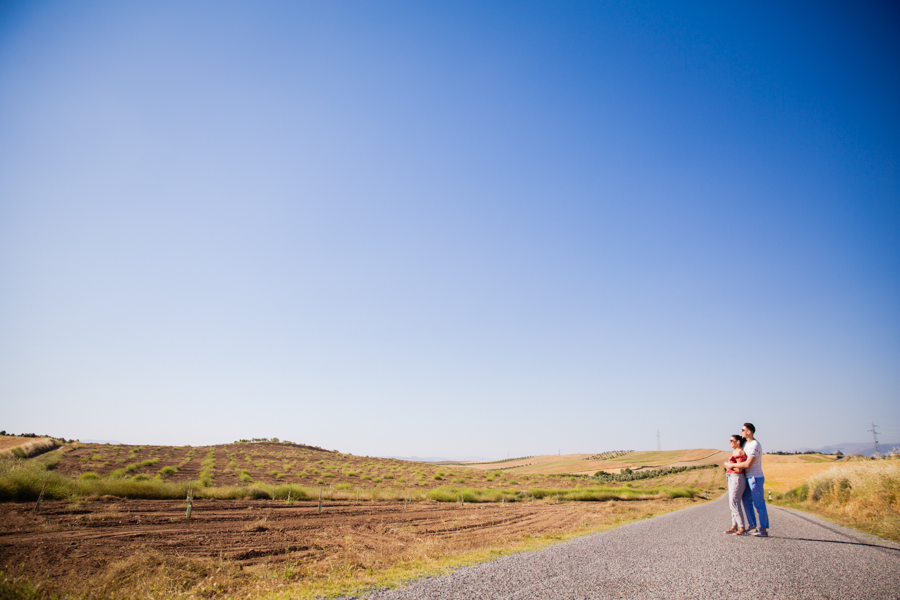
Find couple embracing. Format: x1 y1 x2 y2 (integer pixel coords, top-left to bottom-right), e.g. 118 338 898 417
723 423 769 537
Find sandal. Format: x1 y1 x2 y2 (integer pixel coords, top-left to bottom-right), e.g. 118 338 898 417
733 528 747 536
724 526 738 534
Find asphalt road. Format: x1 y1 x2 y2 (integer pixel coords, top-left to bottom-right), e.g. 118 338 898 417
341 496 900 600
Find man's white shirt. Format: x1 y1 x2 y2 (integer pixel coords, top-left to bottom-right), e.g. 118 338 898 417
744 439 764 478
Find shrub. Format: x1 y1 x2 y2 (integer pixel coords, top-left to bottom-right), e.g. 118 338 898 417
80 472 99 480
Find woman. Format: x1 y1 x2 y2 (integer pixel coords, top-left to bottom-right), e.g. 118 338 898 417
724 434 748 535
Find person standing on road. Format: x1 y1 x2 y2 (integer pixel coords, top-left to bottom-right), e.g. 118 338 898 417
724 434 748 535
723 423 769 537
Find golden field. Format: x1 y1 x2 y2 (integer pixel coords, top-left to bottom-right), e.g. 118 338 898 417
459 449 732 476
761 454 842 493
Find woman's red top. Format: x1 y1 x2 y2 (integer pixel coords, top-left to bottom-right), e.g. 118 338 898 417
727 452 747 474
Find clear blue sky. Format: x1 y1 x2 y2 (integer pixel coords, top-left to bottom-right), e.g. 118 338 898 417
1 1 898 458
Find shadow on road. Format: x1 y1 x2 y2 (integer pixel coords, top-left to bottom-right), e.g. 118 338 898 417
776 536 900 553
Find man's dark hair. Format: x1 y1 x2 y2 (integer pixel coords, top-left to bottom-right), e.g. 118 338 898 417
744 422 756 434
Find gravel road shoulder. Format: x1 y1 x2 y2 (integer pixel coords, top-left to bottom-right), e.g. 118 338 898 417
340 496 900 599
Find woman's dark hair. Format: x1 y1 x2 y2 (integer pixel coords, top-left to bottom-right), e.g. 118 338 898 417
731 435 746 448
743 422 756 434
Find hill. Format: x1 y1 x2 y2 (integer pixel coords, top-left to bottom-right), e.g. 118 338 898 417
457 449 731 476
47 441 594 491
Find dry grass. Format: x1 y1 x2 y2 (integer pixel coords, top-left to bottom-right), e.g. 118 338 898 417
460 449 731 476
0 438 61 459
0 437 38 452
762 461 842 493
775 459 900 542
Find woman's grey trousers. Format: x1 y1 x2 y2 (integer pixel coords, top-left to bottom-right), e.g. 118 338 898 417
727 473 747 529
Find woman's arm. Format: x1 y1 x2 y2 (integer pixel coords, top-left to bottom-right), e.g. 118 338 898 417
724 455 755 470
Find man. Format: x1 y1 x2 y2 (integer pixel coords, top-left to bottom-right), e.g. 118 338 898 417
724 422 768 537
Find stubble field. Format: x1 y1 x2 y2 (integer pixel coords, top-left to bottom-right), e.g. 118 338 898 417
0 440 734 599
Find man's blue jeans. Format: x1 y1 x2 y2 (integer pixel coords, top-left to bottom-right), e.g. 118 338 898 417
742 476 769 529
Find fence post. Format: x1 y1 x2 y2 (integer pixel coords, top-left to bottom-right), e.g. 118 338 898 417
34 485 45 513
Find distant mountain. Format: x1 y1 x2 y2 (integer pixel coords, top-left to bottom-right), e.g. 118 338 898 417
81 439 122 445
785 442 899 457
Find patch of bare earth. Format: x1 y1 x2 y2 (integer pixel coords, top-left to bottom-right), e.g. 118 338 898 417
0 496 704 598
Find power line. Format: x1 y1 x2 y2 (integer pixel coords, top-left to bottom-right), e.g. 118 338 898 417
869 421 881 458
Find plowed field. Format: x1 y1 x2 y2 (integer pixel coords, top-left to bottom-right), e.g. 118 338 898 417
0 496 702 598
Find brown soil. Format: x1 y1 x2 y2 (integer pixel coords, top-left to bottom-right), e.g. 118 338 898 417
0 496 699 598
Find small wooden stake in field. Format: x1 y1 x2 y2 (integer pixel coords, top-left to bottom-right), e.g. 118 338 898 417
318 488 322 514
34 484 45 513
186 488 193 519
356 490 359 505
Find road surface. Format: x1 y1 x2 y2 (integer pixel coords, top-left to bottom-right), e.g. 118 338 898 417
341 496 900 599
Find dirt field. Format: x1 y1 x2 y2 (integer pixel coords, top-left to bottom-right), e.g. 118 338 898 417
0 495 705 599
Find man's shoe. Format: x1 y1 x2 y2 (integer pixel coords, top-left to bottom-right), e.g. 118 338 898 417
752 529 768 537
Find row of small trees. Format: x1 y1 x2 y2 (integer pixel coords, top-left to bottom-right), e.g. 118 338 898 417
593 464 714 483
769 450 844 457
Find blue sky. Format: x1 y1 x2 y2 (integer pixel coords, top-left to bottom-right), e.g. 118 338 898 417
1 1 898 458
